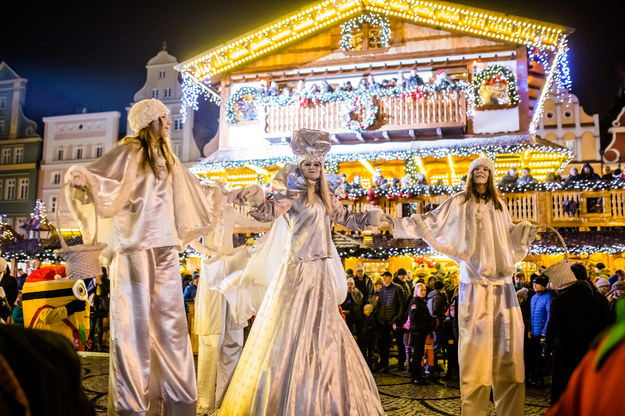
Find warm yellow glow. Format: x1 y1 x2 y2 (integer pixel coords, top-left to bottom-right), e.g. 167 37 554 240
415 156 426 174
244 164 269 176
359 159 375 175
447 154 455 177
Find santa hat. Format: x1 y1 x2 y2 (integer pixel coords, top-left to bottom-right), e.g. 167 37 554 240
128 99 169 133
25 266 67 283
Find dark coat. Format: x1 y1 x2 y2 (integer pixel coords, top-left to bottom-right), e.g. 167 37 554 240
426 289 447 319
408 297 435 342
544 281 611 404
375 283 404 324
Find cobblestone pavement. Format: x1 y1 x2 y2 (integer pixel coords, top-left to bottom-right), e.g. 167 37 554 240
79 353 551 415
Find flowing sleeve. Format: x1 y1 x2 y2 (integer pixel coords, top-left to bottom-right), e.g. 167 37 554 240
248 193 294 223
63 143 140 264
508 213 538 263
328 196 373 231
390 194 476 263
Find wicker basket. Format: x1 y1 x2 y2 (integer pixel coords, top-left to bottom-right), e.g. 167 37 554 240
540 226 576 290
54 186 107 280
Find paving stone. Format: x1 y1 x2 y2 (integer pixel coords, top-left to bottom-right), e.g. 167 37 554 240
79 353 551 415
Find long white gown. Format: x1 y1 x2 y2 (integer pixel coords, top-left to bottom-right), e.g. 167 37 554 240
218 165 385 416
391 192 536 416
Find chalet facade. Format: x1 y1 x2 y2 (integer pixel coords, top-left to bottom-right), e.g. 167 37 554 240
177 0 623 276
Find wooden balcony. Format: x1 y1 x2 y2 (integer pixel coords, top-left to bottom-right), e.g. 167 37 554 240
263 91 467 138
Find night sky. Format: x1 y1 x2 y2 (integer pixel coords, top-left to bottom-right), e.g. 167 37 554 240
3 0 623 137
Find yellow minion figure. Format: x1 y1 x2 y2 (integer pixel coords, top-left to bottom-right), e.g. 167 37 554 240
22 265 90 350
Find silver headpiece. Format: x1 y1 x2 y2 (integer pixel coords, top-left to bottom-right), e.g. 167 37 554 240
290 129 331 164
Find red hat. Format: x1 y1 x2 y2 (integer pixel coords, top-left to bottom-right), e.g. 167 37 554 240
25 266 67 283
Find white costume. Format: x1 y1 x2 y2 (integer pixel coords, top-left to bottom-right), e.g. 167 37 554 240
65 99 218 416
391 158 537 416
218 129 385 415
192 187 271 415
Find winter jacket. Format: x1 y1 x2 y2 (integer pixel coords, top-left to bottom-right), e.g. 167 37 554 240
375 283 404 324
426 289 447 319
354 274 374 305
408 297 435 336
530 290 552 336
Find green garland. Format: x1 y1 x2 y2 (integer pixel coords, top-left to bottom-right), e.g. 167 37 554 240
226 86 264 124
340 12 391 51
472 65 520 107
341 94 378 131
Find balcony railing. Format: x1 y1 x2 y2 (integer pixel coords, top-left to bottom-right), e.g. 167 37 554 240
264 91 467 136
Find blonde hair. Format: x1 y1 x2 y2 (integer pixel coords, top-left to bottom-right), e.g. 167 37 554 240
414 282 426 296
299 163 335 215
120 118 176 176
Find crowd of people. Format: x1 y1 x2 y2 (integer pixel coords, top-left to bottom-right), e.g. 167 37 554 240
340 262 460 384
499 163 624 187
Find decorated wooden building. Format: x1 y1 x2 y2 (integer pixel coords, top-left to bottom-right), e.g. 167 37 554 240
178 0 625 278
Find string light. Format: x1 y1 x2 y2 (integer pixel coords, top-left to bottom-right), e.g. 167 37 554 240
340 12 391 50
472 64 520 107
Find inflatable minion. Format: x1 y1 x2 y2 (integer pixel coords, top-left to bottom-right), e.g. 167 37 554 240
22 265 90 350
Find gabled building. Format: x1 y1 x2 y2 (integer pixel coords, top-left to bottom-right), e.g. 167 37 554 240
129 43 202 166
0 62 42 237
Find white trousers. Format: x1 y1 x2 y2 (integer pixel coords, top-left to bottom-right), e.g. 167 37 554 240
108 247 196 416
458 281 525 416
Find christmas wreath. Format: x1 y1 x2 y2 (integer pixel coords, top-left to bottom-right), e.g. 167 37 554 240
472 65 520 107
341 94 378 131
226 86 264 124
340 13 391 51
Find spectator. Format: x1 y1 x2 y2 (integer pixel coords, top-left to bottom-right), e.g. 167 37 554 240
321 80 334 93
345 268 354 279
498 166 519 186
514 271 532 292
87 269 110 352
613 168 623 179
400 174 412 188
414 172 427 185
294 80 306 97
596 278 611 296
565 167 581 183
374 271 405 372
347 174 362 191
340 80 354 92
517 288 532 380
16 268 28 292
181 272 193 292
517 167 538 184
407 67 424 88
441 286 459 381
308 83 321 96
280 87 290 98
367 74 380 91
595 262 606 275
0 262 17 315
369 277 384 310
407 282 435 384
393 268 413 371
342 278 364 338
547 172 562 183
360 304 377 368
602 166 615 180
543 264 611 404
427 280 448 377
357 77 369 91
528 275 552 386
183 274 199 315
609 269 625 286
266 81 279 97
580 163 600 180
392 178 401 188
609 282 625 320
354 263 374 306
380 178 391 189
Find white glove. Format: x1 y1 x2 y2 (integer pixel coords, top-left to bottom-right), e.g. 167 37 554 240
367 208 392 227
228 184 265 208
68 170 88 189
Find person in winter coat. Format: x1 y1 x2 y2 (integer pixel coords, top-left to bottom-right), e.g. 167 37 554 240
441 287 459 381
528 275 552 385
408 283 436 384
393 268 412 371
580 163 600 180
375 272 405 371
86 268 110 352
360 304 377 368
543 266 611 405
342 278 365 337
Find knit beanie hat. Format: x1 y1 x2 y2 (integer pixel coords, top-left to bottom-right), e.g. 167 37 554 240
468 156 495 176
532 275 548 287
128 99 169 132
396 268 407 276
595 278 610 289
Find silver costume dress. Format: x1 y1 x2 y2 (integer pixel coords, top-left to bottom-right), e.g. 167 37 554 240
218 165 385 416
391 193 536 416
66 141 216 416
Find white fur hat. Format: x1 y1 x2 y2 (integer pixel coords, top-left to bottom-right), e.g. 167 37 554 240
128 99 169 132
468 156 495 175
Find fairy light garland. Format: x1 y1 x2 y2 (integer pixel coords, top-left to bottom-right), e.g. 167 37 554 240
341 94 379 131
226 86 265 124
340 12 391 50
181 73 221 123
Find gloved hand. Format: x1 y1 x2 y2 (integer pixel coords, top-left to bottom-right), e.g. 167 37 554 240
65 299 87 316
67 169 88 189
529 225 541 241
228 184 265 208
367 208 393 227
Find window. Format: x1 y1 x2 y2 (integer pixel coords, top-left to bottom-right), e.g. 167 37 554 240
152 89 159 99
96 146 103 158
0 181 3 201
174 119 183 131
76 148 83 159
57 148 64 161
2 148 11 164
5 179 16 200
0 96 6 109
173 142 182 158
164 88 172 98
159 70 166 79
14 147 23 164
51 196 57 213
18 178 29 200
53 173 61 185
16 217 27 236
